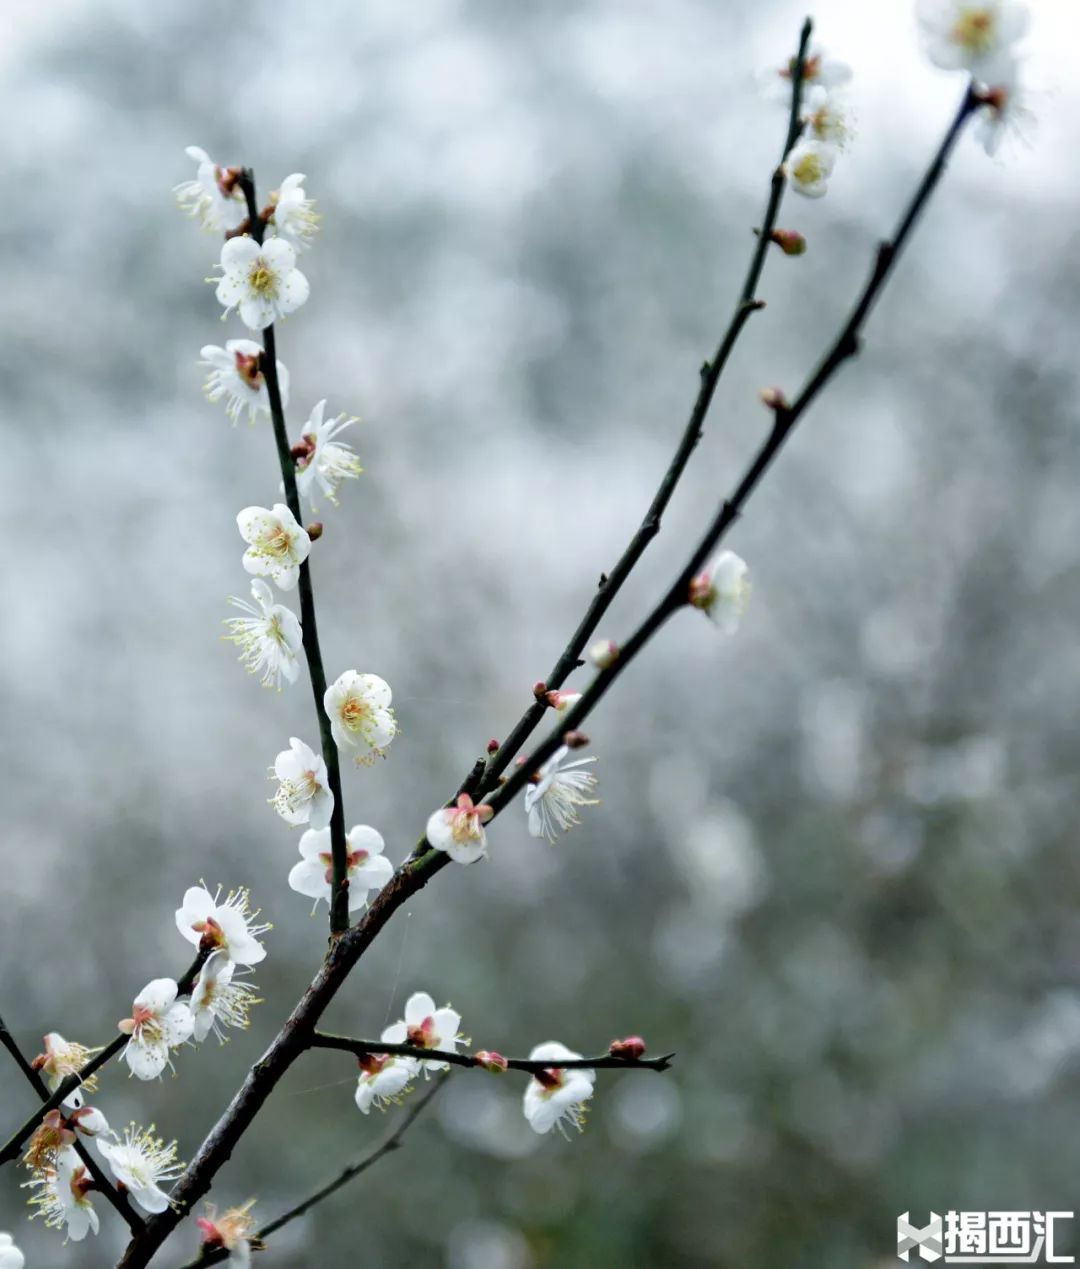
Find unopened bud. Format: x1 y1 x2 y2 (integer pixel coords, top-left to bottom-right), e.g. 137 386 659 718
486 739 500 755
770 228 806 256
759 386 789 412
307 521 323 542
473 1050 509 1073
563 730 590 749
588 639 619 669
545 690 582 712
532 680 548 701
609 1035 647 1060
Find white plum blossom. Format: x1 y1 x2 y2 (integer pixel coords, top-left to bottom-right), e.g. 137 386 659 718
190 951 260 1044
271 737 334 829
197 1201 258 1266
174 146 247 233
214 235 309 332
201 340 289 426
117 979 194 1080
32 1033 100 1104
354 1053 419 1114
524 746 599 843
98 1125 183 1215
224 579 303 690
269 174 319 250
382 991 462 1073
175 884 269 967
916 0 1029 75
426 794 493 865
782 139 837 198
294 400 363 510
689 549 751 634
801 85 854 148
237 503 311 591
763 44 852 99
288 824 394 914
522 1042 596 1136
973 62 1035 156
24 1147 99 1242
0 1233 25 1269
324 671 396 761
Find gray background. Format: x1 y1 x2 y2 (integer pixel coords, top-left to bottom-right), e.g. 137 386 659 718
3 0 1080 1265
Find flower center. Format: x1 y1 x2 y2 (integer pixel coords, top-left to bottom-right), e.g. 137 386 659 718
535 1067 565 1093
783 53 820 81
340 695 370 732
234 351 263 388
793 153 824 184
248 260 278 297
952 7 995 53
406 1017 436 1048
262 526 292 558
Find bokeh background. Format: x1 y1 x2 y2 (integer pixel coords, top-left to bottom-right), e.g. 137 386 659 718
3 0 1080 1265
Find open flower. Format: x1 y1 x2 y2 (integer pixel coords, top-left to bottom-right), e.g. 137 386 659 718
224 579 303 690
197 1200 260 1266
294 400 363 510
117 980 194 1080
214 235 310 331
269 174 319 250
190 951 261 1044
688 549 750 634
0 1233 25 1269
973 61 1035 156
24 1147 99 1242
426 794 493 865
324 671 396 761
800 85 854 148
175 884 269 967
763 44 852 99
782 139 837 198
271 737 334 829
98 1125 183 1215
382 991 462 1073
524 746 599 843
288 824 394 914
522 1042 596 1136
201 340 289 426
31 1033 100 1105
174 146 247 232
916 0 1029 74
237 504 311 592
354 1053 419 1114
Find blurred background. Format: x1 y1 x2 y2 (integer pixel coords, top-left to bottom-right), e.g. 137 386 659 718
3 0 1080 1265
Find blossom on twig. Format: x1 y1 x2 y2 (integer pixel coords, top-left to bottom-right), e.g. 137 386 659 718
224 579 303 690
214 235 309 332
201 340 289 426
175 884 269 967
271 737 334 829
237 503 311 592
426 794 493 865
118 979 194 1080
288 824 393 914
524 745 599 843
522 1042 596 1136
98 1125 183 1215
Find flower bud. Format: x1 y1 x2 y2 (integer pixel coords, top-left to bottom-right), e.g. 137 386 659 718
545 690 582 712
609 1035 647 1060
532 680 548 701
486 739 500 755
588 639 619 669
759 386 790 412
473 1050 509 1073
770 228 807 256
306 521 324 542
563 730 590 750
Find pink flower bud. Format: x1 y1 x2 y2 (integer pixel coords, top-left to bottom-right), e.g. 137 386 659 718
771 228 807 256
759 386 789 412
588 639 619 669
473 1050 509 1073
486 738 500 755
609 1035 647 1060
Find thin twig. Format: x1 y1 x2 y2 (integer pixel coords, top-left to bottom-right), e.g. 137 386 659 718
0 949 209 1167
237 171 351 939
309 1031 675 1073
471 17 814 807
0 1014 142 1233
485 82 981 823
176 1076 448 1267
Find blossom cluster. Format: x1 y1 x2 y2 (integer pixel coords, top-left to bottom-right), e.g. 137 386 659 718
763 41 854 200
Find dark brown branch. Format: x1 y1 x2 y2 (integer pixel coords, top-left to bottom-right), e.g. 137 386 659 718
0 1014 142 1233
309 1031 675 1073
0 950 208 1168
237 170 351 939
485 81 981 823
474 17 814 803
176 1077 448 1268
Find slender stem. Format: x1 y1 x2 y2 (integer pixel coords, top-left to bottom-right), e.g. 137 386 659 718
0 1015 143 1233
486 82 980 821
309 1031 675 1073
175 1077 448 1269
0 950 208 1167
237 171 350 937
476 18 813 801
